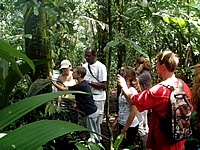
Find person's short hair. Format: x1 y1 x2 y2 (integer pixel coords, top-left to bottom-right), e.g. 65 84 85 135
156 51 179 72
76 66 86 78
86 47 97 56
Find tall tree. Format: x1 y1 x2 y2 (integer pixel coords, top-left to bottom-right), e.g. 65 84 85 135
24 0 50 87
97 0 108 64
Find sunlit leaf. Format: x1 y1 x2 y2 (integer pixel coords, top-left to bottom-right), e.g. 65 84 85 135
177 19 186 28
170 17 178 24
163 16 170 24
23 34 32 39
113 134 124 149
33 6 39 16
141 0 148 7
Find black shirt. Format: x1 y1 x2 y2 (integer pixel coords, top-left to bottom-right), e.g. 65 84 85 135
69 80 97 115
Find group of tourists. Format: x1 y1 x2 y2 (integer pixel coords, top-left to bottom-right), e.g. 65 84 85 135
51 47 107 144
117 51 193 150
51 49 196 150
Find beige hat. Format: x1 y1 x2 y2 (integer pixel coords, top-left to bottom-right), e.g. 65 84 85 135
60 60 71 69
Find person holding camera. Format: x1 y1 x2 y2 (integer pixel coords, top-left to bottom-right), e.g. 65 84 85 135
112 66 139 148
117 51 191 150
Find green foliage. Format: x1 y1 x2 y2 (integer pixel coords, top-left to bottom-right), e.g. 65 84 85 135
0 39 36 109
1 0 200 149
1 59 50 109
0 40 106 149
27 78 52 97
185 111 200 149
113 134 124 150
0 40 35 78
0 120 90 150
0 91 83 130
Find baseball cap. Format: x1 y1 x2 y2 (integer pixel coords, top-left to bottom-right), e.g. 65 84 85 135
60 60 71 69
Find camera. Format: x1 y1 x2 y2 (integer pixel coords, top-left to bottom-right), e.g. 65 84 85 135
118 69 124 76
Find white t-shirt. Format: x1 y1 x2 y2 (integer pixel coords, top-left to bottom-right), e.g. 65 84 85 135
118 87 139 127
83 61 107 101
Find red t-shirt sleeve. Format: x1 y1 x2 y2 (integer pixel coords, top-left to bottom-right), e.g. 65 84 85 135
132 84 171 113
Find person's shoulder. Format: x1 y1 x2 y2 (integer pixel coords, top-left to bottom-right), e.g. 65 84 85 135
180 79 191 98
96 60 105 66
175 78 190 91
79 80 89 86
57 74 63 80
129 87 138 94
149 84 169 98
150 84 163 91
95 61 107 70
141 70 152 77
81 80 91 91
82 62 88 68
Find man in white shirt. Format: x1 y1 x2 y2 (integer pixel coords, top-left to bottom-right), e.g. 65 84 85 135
83 47 107 125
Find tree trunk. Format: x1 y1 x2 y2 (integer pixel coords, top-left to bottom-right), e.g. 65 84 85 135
24 0 50 92
97 0 108 64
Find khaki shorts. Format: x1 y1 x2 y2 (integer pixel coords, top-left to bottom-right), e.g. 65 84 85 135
94 100 105 124
94 100 105 115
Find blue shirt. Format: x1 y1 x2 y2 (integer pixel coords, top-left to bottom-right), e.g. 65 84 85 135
69 80 97 115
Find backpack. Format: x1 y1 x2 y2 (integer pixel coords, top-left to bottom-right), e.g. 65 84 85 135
159 79 192 143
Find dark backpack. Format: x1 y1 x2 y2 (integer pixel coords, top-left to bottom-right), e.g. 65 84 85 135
160 79 192 143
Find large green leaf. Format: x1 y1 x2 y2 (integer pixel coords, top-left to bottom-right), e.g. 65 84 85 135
0 91 86 130
27 78 52 97
0 50 23 77
0 120 90 150
122 38 149 58
1 59 49 109
0 39 35 75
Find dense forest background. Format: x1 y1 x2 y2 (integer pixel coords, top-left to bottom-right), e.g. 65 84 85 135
0 0 200 149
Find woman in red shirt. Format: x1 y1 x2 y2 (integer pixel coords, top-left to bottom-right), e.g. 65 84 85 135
117 51 192 150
